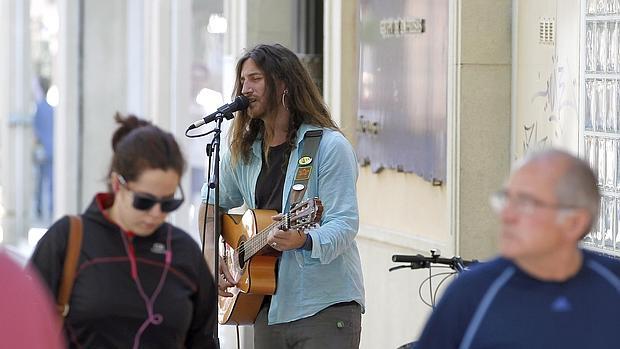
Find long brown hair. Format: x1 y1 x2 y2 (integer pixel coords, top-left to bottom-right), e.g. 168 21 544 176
229 44 338 165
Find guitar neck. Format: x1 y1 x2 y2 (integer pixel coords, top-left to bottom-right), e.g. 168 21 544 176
242 216 289 261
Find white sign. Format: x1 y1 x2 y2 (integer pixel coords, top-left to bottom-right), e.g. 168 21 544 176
380 18 425 38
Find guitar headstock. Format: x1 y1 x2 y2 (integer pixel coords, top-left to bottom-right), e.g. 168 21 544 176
287 198 323 231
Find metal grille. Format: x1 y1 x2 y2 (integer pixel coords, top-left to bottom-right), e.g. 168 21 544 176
539 18 555 45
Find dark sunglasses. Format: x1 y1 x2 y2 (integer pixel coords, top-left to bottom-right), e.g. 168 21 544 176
117 175 184 213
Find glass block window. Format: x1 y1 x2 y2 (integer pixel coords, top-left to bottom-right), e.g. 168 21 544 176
582 0 620 256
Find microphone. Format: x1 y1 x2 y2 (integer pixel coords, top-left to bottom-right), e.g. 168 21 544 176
188 95 250 130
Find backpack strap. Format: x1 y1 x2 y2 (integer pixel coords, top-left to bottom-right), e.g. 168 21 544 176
57 215 83 319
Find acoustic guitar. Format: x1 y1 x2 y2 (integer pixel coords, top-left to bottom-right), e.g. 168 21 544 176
218 198 323 325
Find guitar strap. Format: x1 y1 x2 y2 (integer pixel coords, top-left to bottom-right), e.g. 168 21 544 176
287 129 323 208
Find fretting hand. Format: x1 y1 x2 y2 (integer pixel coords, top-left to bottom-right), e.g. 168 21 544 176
267 214 307 251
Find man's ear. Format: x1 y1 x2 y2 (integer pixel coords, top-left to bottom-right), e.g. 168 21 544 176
562 208 592 242
276 80 287 95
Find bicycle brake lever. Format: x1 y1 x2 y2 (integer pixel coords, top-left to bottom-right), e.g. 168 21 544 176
389 262 427 272
389 265 410 272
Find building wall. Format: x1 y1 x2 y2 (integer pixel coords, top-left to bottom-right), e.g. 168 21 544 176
80 0 128 209
324 0 512 347
513 0 581 159
54 0 194 233
246 0 295 48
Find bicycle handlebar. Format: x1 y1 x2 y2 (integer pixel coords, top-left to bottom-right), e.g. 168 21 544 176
391 254 477 272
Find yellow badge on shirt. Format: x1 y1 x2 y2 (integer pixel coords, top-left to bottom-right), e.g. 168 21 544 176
298 156 313 166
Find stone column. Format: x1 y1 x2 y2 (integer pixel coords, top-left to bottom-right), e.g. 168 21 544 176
80 0 128 207
55 0 81 217
323 0 358 139
0 0 33 244
457 0 512 259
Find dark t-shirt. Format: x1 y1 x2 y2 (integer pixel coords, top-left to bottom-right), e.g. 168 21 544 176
255 142 288 212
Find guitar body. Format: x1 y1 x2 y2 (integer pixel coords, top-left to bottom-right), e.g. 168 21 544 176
218 209 279 325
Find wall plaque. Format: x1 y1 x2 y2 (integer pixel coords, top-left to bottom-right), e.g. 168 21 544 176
357 0 448 183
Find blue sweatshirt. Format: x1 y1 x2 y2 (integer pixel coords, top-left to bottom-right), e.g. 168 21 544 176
416 250 620 349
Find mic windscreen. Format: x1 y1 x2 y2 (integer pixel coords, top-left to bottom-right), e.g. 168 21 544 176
234 95 250 110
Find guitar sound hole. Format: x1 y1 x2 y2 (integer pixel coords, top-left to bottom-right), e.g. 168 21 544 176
237 242 246 269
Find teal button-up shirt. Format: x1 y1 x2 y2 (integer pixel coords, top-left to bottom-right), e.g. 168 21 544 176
201 124 365 324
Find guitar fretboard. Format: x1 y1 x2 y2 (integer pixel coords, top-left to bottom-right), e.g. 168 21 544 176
241 214 290 261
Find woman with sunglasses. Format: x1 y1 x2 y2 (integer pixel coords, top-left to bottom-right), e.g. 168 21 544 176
30 113 217 348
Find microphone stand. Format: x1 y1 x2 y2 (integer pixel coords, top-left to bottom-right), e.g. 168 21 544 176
206 111 234 348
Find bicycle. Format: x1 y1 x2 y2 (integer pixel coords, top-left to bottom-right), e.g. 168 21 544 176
390 250 478 349
390 249 477 308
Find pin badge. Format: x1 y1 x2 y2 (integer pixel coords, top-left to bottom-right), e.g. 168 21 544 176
298 156 313 166
295 167 312 181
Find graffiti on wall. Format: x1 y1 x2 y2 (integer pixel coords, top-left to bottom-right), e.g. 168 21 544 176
522 55 578 155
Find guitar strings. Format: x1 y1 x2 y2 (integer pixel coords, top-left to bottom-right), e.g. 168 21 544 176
236 213 289 260
238 219 283 259
233 200 315 262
